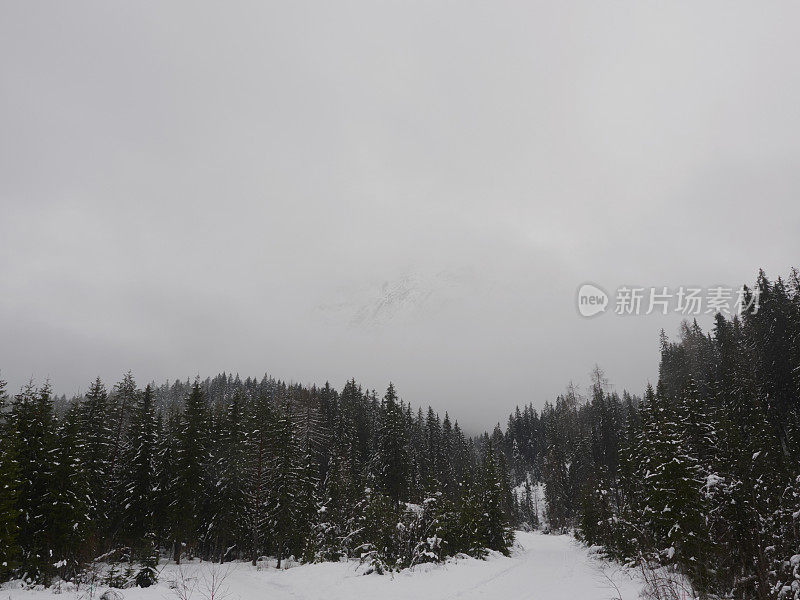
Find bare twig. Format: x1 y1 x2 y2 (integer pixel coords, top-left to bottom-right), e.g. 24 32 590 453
166 565 199 600
198 564 233 600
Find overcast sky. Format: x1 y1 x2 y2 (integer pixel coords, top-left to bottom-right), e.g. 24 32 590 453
2 1 799 431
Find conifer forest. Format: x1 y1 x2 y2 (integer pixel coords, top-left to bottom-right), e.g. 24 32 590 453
4 4 800 599
1 267 799 599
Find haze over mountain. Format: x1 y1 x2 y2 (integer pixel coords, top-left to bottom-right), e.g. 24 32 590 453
2 2 800 430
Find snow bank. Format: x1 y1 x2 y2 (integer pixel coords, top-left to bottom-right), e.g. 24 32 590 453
3 532 643 600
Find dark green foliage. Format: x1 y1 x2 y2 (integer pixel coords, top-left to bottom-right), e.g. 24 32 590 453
78 377 114 548
46 403 90 580
12 381 59 582
499 267 800 600
267 400 316 568
207 388 248 562
517 480 539 530
375 383 408 505
0 375 20 580
123 384 157 554
134 534 158 588
3 265 796 597
471 441 515 555
172 379 209 561
0 373 513 585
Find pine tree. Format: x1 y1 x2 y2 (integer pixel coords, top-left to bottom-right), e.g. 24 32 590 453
471 441 513 555
245 392 274 565
172 379 209 562
78 377 114 544
311 395 366 561
122 384 157 553
375 384 408 505
267 399 315 568
743 272 796 444
310 454 345 562
46 403 90 581
12 381 58 582
208 388 248 562
0 375 21 581
439 413 456 500
542 396 580 531
680 378 717 471
152 406 179 553
611 395 642 561
638 383 710 587
359 487 397 574
107 372 137 538
423 407 441 494
518 479 539 530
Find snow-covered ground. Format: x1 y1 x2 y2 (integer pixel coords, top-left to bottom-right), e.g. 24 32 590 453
2 532 643 600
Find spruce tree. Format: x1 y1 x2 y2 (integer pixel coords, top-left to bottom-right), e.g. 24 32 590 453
172 379 209 562
107 372 137 537
208 388 248 562
638 383 710 587
439 413 456 500
471 441 513 555
152 406 179 553
267 399 316 568
375 384 408 505
12 381 58 582
123 384 157 552
46 403 90 581
78 377 114 544
0 376 20 581
245 392 274 565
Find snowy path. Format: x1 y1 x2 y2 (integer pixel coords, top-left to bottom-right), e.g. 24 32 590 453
4 533 643 600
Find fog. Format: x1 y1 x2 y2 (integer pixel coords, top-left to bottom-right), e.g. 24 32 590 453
2 1 799 431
